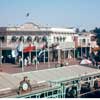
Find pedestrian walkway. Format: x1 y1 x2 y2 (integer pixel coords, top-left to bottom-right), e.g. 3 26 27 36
0 58 79 74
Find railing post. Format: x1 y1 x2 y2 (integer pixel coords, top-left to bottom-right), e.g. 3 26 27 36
61 83 65 98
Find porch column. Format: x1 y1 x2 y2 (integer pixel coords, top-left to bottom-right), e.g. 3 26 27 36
22 41 24 72
48 40 50 68
64 49 65 62
36 45 38 70
74 48 76 60
44 49 45 64
58 49 61 63
81 40 82 58
0 41 2 66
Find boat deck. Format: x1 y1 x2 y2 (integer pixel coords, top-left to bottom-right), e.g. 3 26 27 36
0 64 100 98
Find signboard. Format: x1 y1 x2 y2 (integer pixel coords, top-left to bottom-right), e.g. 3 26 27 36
56 42 75 50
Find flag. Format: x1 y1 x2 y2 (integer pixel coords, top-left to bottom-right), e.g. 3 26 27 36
26 13 30 17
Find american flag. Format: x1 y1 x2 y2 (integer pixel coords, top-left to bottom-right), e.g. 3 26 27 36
26 13 30 17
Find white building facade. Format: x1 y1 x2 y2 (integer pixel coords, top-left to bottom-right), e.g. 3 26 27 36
0 22 76 49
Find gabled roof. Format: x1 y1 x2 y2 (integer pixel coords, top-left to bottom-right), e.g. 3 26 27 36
20 22 40 29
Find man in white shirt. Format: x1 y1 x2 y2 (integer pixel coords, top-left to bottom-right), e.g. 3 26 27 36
11 50 17 64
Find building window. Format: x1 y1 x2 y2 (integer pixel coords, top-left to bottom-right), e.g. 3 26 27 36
82 39 86 45
0 36 6 42
63 37 66 42
56 37 59 42
60 37 62 42
91 36 96 41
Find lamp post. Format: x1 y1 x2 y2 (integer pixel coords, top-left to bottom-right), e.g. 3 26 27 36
22 41 24 72
44 47 45 64
58 47 61 63
73 42 76 60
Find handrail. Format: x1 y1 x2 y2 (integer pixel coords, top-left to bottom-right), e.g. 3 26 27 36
78 88 100 97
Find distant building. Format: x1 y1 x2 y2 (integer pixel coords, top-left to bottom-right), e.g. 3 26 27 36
73 32 98 57
0 22 76 61
76 32 98 48
0 22 76 49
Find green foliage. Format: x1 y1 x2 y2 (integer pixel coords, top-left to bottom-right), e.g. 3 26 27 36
97 38 100 47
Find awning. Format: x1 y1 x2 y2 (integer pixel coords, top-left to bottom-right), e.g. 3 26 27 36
92 47 100 51
23 44 36 53
23 43 47 53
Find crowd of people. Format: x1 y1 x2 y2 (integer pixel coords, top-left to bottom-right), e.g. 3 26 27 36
0 50 40 67
1 47 100 69
16 54 40 67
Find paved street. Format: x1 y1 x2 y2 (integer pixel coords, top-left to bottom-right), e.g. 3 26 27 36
0 58 79 74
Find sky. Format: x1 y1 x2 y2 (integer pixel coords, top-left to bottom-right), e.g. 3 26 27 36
0 0 100 30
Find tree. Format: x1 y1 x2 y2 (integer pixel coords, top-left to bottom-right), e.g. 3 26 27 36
76 28 80 33
93 27 100 34
96 35 100 47
81 29 86 32
91 27 100 46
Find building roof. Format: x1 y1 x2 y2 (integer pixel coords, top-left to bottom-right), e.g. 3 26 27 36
0 65 100 96
13 65 100 83
50 28 76 33
0 22 76 35
0 72 19 91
